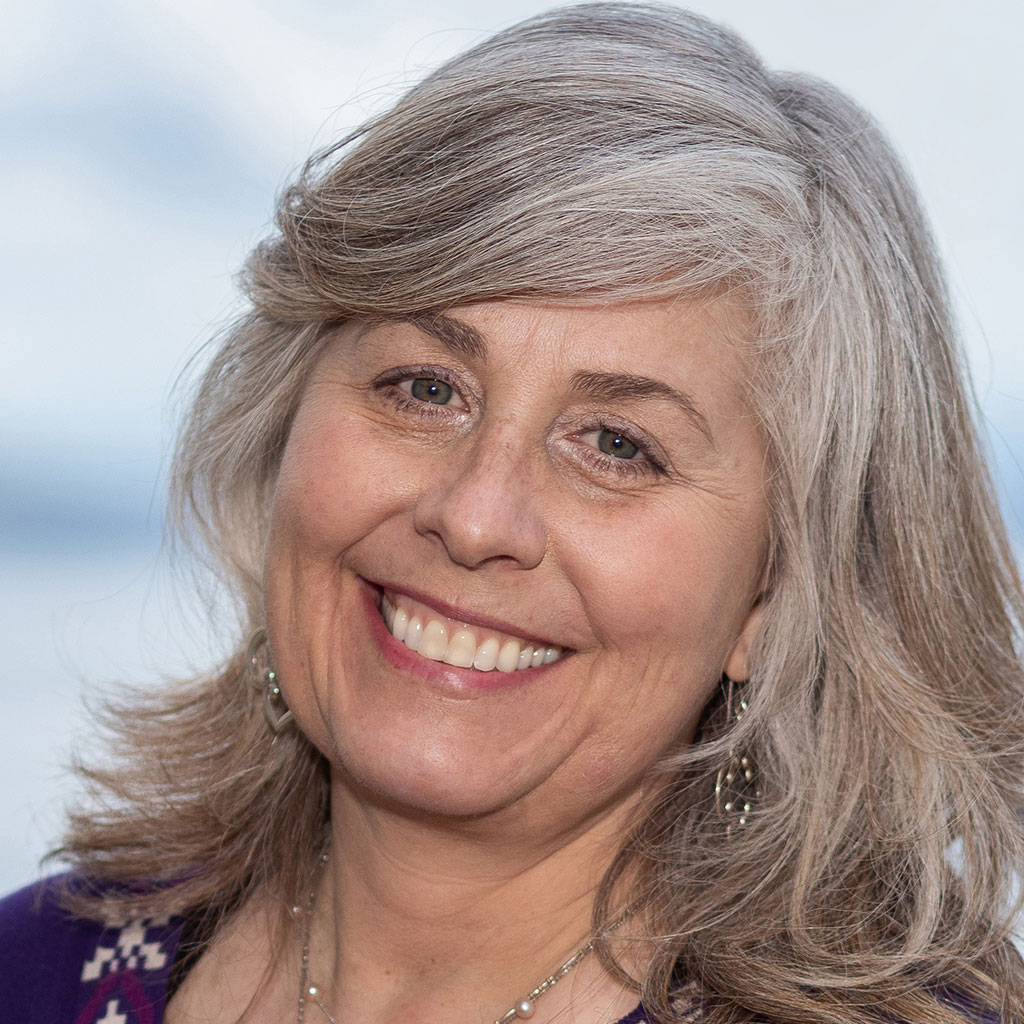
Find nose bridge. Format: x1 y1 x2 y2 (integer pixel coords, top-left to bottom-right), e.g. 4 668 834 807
413 417 547 570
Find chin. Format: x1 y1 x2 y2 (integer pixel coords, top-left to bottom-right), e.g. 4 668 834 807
330 746 532 821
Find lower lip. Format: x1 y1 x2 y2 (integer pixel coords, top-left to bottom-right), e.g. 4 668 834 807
358 581 562 695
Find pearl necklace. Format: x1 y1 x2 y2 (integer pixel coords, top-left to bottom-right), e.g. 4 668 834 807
295 850 333 1024
490 940 597 1023
294 850 616 1024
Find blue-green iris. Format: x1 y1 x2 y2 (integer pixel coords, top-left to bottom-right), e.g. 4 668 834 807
598 430 638 459
411 378 453 404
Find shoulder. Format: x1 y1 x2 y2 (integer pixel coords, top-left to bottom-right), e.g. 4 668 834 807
0 875 99 1020
0 874 187 1023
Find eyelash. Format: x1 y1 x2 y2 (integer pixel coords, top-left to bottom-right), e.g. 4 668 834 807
372 365 468 419
573 420 668 479
372 367 669 480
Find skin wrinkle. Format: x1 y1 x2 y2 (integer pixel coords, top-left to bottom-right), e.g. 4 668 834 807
68 8 1024 1024
398 309 716 446
268 296 765 790
230 297 767 1020
406 312 489 360
568 370 714 446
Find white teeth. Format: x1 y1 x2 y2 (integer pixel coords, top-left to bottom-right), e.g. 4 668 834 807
473 637 500 671
391 607 409 642
420 620 448 661
444 629 477 668
405 616 423 652
380 594 563 672
496 640 522 673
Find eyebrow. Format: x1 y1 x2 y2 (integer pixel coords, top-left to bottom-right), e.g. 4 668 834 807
400 313 713 443
404 313 488 360
570 370 713 444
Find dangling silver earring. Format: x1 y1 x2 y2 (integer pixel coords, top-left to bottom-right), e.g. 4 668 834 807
247 628 294 734
714 677 759 835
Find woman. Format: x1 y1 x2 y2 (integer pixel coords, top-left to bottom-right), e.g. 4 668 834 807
3 4 1023 1023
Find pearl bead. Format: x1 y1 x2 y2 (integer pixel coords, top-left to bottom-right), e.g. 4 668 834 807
308 985 318 996
515 999 535 1018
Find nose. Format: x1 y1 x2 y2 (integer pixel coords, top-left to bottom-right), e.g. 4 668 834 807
412 429 548 570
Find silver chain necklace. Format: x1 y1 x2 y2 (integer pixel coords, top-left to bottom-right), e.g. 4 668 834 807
294 850 625 1024
295 850 334 1024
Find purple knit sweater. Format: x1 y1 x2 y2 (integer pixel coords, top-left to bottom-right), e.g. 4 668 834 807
0 876 661 1023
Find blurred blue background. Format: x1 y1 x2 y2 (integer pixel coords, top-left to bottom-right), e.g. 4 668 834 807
2 0 1022 892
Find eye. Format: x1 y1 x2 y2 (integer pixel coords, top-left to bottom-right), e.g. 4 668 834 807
580 428 641 461
371 365 472 417
403 377 458 405
569 422 671 481
594 429 639 460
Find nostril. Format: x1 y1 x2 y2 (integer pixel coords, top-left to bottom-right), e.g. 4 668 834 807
411 469 548 572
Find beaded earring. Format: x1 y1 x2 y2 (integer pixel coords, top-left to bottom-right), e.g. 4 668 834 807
713 678 759 834
247 628 294 734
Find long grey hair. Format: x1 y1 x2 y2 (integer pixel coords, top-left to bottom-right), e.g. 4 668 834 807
62 6 1024 1023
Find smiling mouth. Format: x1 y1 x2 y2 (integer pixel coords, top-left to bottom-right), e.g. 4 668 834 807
378 589 566 672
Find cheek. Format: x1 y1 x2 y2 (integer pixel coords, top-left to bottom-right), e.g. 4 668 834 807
262 411 400 682
561 499 754 661
268 407 409 560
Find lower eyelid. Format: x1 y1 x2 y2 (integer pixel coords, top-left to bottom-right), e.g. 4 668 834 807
578 447 652 482
372 366 468 405
571 435 659 480
385 390 459 418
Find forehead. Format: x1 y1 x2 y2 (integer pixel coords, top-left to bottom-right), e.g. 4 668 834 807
364 295 753 379
420 296 756 411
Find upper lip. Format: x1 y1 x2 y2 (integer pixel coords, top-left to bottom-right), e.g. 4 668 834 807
363 577 566 650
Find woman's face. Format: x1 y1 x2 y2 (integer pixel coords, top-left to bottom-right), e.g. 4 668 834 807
264 298 767 831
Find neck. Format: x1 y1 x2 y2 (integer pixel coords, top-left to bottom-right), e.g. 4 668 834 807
303 768 645 1024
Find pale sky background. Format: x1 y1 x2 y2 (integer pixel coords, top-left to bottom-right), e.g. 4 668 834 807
1 0 1022 892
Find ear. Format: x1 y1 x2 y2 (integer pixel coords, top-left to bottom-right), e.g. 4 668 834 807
722 602 763 683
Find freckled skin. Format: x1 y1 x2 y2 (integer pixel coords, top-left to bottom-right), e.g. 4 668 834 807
263 297 768 837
